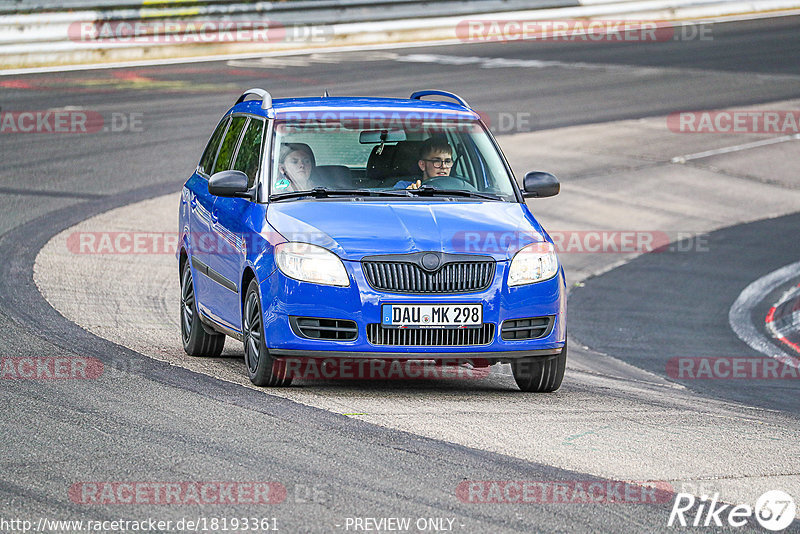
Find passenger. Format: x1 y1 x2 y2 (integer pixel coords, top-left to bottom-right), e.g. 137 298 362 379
395 138 455 189
275 143 315 191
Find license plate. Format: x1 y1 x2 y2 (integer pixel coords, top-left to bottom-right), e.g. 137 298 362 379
381 304 482 328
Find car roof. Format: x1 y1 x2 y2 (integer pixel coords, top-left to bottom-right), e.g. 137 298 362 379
229 96 482 121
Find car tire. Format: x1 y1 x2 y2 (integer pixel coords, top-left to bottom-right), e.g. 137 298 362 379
180 260 226 357
242 279 292 387
511 339 566 392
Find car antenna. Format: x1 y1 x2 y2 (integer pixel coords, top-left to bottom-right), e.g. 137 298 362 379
322 89 330 97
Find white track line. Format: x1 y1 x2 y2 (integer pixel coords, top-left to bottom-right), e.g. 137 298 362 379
729 260 800 368
671 134 800 163
0 39 466 76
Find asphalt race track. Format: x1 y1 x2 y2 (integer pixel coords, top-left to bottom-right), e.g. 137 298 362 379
571 212 800 413
1 15 800 533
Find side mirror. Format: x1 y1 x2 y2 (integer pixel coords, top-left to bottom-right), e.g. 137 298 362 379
522 171 559 198
208 170 252 199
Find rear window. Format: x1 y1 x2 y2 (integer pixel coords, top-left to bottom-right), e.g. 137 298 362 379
212 116 247 175
198 117 229 176
232 118 265 188
281 128 373 167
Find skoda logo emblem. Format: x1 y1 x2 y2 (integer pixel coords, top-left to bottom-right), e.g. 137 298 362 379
421 253 440 271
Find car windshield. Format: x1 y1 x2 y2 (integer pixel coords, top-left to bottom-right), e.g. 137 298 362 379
269 116 518 201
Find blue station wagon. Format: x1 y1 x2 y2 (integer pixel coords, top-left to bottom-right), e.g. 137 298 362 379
178 88 567 391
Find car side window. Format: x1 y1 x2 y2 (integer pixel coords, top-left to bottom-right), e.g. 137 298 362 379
212 116 247 175
232 118 265 188
198 117 229 176
447 133 476 186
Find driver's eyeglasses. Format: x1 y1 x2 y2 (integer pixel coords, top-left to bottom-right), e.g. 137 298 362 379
424 158 455 168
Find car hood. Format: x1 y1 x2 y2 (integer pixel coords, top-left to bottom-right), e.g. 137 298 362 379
266 200 547 261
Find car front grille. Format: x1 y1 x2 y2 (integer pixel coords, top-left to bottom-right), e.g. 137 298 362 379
500 316 554 341
362 260 495 294
290 317 358 341
366 323 495 346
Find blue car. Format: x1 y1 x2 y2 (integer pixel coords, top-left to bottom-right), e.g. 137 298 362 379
178 88 566 391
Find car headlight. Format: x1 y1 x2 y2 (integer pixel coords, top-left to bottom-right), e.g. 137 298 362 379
275 242 350 287
508 242 559 286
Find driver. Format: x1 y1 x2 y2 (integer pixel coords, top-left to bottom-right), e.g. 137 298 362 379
395 138 454 190
275 143 315 192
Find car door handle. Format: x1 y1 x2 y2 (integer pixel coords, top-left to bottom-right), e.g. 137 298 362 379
190 197 197 209
211 210 219 224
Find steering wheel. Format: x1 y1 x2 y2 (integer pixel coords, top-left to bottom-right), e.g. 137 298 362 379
423 175 478 191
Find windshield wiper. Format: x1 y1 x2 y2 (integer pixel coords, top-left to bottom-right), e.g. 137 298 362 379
406 186 505 201
269 187 412 202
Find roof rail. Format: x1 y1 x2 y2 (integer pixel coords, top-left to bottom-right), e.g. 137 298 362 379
235 88 273 110
410 90 470 109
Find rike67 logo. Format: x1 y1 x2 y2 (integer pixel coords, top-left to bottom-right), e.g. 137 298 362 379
668 490 795 531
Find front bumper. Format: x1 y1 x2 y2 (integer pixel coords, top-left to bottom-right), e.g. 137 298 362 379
260 259 566 359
